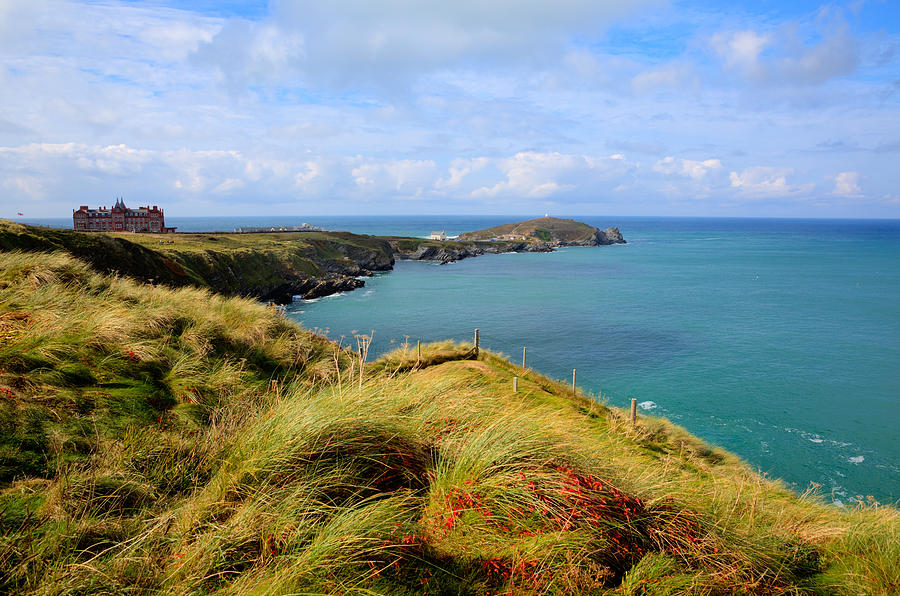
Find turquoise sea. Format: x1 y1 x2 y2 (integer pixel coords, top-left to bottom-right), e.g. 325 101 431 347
22 215 900 504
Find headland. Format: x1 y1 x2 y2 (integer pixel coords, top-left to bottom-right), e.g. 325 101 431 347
0 216 624 303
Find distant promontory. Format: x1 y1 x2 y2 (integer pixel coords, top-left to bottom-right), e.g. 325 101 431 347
389 217 625 264
458 216 625 246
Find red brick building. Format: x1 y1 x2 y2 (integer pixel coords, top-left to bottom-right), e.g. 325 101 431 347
73 198 175 233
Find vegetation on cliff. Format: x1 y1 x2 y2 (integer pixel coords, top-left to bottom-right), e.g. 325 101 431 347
0 217 624 300
458 216 625 246
0 221 394 303
0 250 897 594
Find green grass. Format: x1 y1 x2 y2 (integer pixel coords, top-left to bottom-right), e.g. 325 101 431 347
0 220 395 301
0 250 897 594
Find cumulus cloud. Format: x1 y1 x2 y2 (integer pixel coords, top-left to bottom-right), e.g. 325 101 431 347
711 25 859 85
729 166 814 197
436 157 490 188
832 171 862 197
195 0 656 90
712 30 772 76
653 157 723 180
471 151 632 198
351 159 438 196
0 1 896 217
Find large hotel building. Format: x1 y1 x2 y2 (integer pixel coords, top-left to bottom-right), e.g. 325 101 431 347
73 199 175 233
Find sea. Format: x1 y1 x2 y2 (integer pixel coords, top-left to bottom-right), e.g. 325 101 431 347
20 215 900 505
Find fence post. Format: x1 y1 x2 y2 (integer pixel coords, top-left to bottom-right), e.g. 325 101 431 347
572 369 576 395
474 328 479 358
417 340 421 362
522 346 527 369
513 376 518 392
630 398 637 425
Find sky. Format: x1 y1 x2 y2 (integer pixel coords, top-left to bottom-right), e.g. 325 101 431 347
1 0 899 218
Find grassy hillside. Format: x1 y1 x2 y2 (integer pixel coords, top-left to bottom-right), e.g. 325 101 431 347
0 251 897 594
0 221 394 302
458 216 607 244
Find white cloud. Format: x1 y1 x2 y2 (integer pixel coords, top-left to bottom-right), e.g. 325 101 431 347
437 157 490 188
711 26 859 86
729 166 813 197
712 30 772 75
472 151 632 199
212 177 245 194
0 2 897 218
653 156 723 180
196 0 657 90
351 159 438 195
832 171 862 197
3 175 45 200
631 63 699 95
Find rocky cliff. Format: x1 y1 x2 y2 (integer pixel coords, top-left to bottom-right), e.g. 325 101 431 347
389 217 625 264
0 218 623 301
0 221 394 304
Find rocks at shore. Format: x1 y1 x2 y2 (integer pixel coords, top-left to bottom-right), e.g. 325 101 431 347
393 240 554 264
391 220 626 265
593 227 625 246
263 274 365 304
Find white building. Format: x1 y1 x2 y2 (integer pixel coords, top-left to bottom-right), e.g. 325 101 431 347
430 230 447 240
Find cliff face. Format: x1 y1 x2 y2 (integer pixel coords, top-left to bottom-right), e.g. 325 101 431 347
389 219 625 264
390 239 554 264
0 222 394 304
593 227 625 245
0 218 622 301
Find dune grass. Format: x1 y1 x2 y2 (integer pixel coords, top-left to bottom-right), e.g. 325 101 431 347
0 251 897 594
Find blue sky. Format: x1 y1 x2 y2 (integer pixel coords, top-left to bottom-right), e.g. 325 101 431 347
1 0 898 217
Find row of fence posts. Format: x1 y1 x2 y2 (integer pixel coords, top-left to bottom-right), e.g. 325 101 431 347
473 328 638 426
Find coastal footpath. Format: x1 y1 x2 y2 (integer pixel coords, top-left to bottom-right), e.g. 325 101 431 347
0 250 896 594
0 217 623 302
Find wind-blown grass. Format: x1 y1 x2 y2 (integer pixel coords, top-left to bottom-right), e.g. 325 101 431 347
0 251 897 594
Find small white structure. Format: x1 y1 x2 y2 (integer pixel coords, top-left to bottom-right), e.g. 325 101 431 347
430 230 447 240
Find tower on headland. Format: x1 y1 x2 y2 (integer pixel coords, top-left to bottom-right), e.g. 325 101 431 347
73 198 176 233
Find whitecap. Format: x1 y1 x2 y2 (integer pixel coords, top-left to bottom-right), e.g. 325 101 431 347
638 400 657 411
849 456 865 464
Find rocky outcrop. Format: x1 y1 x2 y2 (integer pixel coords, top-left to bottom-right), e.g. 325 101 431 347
592 227 626 246
260 274 365 304
392 240 555 264
391 224 625 264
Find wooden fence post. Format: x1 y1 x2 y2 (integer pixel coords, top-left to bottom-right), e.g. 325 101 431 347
417 340 421 362
522 346 527 368
474 328 479 358
513 376 518 392
630 398 637 425
572 369 576 395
